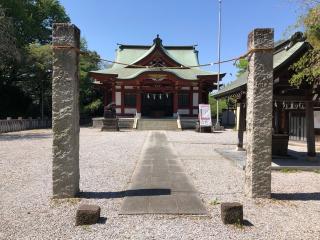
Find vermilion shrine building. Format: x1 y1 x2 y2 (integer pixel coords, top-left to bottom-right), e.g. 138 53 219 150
90 36 223 118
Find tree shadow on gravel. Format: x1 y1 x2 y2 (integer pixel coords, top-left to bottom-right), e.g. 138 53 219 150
272 192 320 201
0 133 52 141
78 189 171 199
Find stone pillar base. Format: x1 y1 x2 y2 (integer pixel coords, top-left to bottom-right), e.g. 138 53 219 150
236 147 245 151
101 119 119 131
76 204 101 226
221 202 243 225
213 125 224 131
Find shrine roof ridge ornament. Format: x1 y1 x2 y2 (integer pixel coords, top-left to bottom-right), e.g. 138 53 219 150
117 35 197 50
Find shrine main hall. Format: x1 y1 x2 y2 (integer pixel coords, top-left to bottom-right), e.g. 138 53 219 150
90 36 223 118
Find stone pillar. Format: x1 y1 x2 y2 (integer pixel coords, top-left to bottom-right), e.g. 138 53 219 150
245 28 274 198
306 101 316 158
237 100 245 151
52 23 80 198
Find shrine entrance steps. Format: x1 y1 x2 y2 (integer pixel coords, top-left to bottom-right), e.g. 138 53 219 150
137 118 179 131
120 131 207 215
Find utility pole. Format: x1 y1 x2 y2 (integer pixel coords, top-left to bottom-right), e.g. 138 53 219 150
216 0 222 127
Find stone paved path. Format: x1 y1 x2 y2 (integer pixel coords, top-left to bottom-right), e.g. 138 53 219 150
120 131 207 215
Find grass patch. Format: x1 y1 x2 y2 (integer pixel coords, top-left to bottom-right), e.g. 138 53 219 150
234 219 244 229
80 225 92 231
50 197 81 207
209 198 220 206
314 169 320 174
280 168 299 173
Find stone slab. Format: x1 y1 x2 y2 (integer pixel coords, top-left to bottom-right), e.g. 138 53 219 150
120 196 148 215
215 148 320 171
175 193 208 215
148 195 178 214
120 131 207 215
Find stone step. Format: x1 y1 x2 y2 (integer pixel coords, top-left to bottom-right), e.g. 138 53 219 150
118 118 134 129
137 119 179 131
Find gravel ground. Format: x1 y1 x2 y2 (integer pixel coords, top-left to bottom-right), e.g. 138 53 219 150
0 128 319 240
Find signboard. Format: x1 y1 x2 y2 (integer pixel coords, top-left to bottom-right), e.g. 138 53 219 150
315 111 320 129
199 104 212 127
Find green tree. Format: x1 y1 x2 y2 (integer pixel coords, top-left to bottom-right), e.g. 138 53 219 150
289 2 320 87
0 0 70 117
209 95 228 119
0 0 70 47
21 43 53 117
0 6 19 70
79 38 103 116
235 59 248 77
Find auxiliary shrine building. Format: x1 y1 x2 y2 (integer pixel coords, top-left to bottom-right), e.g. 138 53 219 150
90 36 223 118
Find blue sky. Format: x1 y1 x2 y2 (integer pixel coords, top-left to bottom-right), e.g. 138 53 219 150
59 0 303 84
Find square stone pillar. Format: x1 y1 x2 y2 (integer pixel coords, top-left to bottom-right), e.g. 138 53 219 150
245 29 274 198
52 23 80 198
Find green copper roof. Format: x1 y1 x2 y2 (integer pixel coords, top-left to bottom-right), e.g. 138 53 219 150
212 36 309 99
112 44 199 68
212 72 248 97
274 41 305 70
91 67 216 80
91 36 218 80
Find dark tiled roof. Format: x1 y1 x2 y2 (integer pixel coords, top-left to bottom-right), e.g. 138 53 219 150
212 33 309 99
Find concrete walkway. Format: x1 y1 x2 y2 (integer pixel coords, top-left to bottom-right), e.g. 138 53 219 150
120 131 207 215
215 147 320 171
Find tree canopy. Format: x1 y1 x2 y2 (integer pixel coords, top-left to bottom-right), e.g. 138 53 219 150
289 1 320 87
235 59 248 78
0 1 102 118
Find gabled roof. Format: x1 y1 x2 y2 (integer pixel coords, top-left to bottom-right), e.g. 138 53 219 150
113 36 200 68
212 32 309 99
91 35 220 81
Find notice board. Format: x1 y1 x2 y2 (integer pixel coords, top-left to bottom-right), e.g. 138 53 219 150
199 104 212 127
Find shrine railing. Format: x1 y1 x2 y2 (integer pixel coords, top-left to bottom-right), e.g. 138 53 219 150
0 118 52 133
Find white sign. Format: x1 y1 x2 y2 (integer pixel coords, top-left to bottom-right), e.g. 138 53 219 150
315 111 320 129
199 104 212 127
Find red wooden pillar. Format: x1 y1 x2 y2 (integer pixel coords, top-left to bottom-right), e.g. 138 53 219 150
136 91 141 114
204 91 209 104
103 86 108 106
198 83 203 104
173 90 178 115
111 83 115 103
189 90 193 116
121 85 124 115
